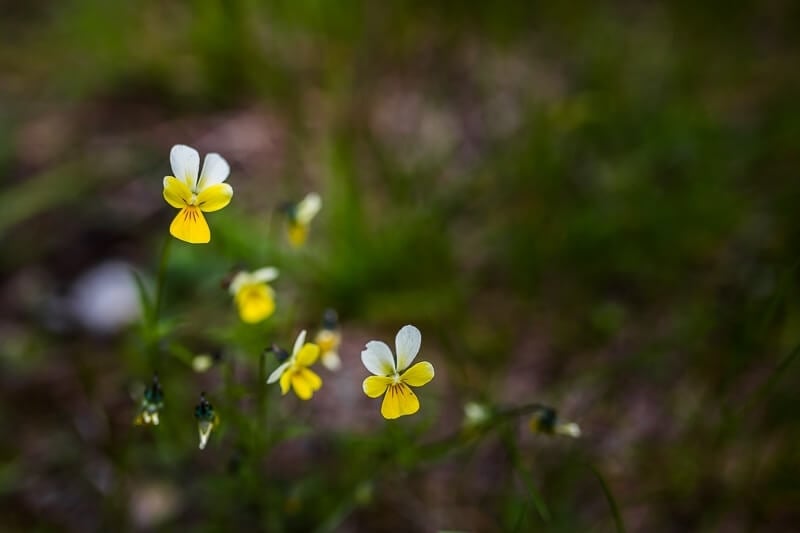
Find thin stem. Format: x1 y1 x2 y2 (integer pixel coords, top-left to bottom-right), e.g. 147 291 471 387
261 209 274 264
589 462 626 533
258 349 269 445
153 236 173 324
143 236 172 371
501 426 551 526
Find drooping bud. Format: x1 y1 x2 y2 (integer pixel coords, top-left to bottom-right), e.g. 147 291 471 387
529 405 581 438
194 393 218 450
135 374 164 426
267 344 290 364
321 308 339 331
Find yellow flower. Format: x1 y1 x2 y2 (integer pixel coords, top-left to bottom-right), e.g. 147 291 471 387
284 192 321 247
163 144 233 244
315 309 341 371
229 267 279 323
267 330 323 400
361 325 434 419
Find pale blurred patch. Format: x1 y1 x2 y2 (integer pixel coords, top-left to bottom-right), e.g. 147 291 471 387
129 480 182 529
68 260 143 335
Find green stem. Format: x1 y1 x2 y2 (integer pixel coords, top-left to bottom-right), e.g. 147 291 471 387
143 236 172 370
501 426 551 526
417 403 549 461
153 236 173 325
258 349 269 445
588 462 626 533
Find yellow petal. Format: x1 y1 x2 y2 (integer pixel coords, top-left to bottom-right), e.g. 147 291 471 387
400 361 435 387
301 367 322 391
315 330 340 354
163 176 192 208
279 368 292 395
396 383 420 416
363 375 392 398
287 222 309 247
291 367 322 400
380 383 420 419
196 183 233 212
170 206 210 244
295 343 320 367
235 283 275 323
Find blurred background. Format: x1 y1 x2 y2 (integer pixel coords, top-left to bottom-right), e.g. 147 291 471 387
2 1 800 531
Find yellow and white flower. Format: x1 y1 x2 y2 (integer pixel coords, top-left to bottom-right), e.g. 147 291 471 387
316 329 342 371
163 144 233 244
284 192 321 247
315 309 341 371
267 330 323 400
229 267 279 323
361 325 434 419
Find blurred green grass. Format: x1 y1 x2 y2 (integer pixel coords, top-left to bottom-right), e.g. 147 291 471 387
2 0 800 531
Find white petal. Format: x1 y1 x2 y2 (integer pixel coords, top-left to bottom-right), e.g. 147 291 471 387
228 271 253 295
197 153 230 190
170 144 200 190
252 267 279 284
395 324 421 372
322 351 341 371
292 330 307 358
198 420 213 450
361 340 396 376
267 361 290 384
295 193 322 224
555 422 581 438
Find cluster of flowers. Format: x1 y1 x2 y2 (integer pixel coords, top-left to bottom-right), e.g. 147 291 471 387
138 145 437 449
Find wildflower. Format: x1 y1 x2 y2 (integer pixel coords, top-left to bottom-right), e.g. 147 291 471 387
267 330 323 400
163 144 232 244
282 192 321 247
463 401 492 428
195 393 219 450
134 375 164 426
529 406 581 438
192 353 214 373
361 325 434 419
228 267 279 323
315 309 342 371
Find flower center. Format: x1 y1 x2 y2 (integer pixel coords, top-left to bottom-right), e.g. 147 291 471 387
391 373 401 385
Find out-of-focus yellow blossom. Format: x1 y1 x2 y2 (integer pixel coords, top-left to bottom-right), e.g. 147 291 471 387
134 375 164 426
163 144 232 244
229 267 279 323
315 309 341 371
361 325 434 419
267 330 323 400
529 406 581 438
283 192 321 247
195 393 219 450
